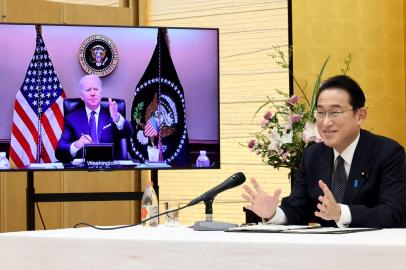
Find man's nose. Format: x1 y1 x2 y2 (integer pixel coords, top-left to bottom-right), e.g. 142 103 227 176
321 116 334 126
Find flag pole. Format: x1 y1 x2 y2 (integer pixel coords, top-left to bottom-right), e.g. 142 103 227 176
35 25 43 163
157 28 165 162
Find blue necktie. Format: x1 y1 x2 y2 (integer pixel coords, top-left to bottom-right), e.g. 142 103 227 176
331 155 347 203
89 111 98 143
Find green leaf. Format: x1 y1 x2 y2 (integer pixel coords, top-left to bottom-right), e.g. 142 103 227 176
310 57 330 118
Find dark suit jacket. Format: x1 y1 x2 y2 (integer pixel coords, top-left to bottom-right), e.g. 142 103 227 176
280 129 406 228
55 107 133 163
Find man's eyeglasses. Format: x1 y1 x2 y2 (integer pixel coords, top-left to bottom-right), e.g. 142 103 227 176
314 108 354 120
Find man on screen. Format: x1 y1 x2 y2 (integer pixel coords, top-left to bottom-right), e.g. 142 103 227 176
242 75 406 228
55 75 133 163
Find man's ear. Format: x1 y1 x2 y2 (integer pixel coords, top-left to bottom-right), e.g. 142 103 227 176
357 107 367 124
79 91 84 101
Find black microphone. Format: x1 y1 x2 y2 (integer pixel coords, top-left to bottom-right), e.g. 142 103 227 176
187 172 246 207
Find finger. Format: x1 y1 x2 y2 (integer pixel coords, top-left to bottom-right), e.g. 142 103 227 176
84 134 92 141
319 180 333 197
250 177 263 193
241 193 253 203
314 211 323 218
80 136 88 144
317 203 325 211
242 185 256 200
83 135 92 143
318 195 333 211
250 177 258 186
108 97 113 105
318 195 325 204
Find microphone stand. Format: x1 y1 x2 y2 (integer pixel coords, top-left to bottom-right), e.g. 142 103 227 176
193 197 238 231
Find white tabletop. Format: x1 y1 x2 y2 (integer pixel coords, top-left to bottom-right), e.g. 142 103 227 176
1 226 406 270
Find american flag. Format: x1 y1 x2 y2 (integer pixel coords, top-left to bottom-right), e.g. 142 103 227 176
144 117 159 137
9 27 66 168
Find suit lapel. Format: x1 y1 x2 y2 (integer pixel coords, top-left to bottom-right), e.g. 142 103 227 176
319 146 334 189
80 108 90 135
343 130 372 204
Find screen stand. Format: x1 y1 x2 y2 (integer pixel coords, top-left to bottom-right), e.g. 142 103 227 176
193 198 238 231
26 171 35 231
25 170 146 231
151 169 159 199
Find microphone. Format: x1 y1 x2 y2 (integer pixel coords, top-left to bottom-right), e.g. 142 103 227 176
187 172 246 207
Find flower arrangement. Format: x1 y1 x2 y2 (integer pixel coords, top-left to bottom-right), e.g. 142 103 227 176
247 47 351 180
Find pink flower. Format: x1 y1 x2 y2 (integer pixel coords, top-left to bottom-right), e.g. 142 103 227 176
247 139 256 151
263 111 273 120
287 95 299 105
290 113 303 123
261 119 269 128
279 151 290 162
315 134 323 143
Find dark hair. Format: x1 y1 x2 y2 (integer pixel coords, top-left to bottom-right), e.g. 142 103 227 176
316 75 366 109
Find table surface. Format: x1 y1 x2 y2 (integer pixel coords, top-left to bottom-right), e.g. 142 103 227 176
1 226 406 270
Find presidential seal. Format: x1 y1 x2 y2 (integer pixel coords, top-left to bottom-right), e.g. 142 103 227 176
78 34 118 77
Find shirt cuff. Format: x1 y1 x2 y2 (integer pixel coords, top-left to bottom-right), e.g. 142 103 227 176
335 204 351 228
114 114 125 130
70 142 80 157
265 207 288 225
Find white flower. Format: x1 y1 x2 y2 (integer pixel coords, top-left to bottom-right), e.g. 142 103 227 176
284 116 292 130
269 127 281 141
301 121 322 144
269 140 282 152
268 127 282 152
281 130 293 144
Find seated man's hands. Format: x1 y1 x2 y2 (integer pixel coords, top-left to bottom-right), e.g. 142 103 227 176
315 180 341 221
108 97 120 123
74 134 92 149
241 177 281 220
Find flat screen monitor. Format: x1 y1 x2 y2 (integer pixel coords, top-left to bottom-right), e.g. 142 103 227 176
0 23 219 170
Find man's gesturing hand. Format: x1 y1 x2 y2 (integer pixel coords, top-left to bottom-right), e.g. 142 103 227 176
315 180 341 221
108 97 120 123
241 177 281 220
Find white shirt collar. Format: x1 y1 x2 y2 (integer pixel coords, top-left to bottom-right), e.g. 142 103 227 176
333 132 360 167
85 105 101 117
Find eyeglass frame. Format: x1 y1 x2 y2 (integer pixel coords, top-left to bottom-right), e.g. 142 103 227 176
314 108 356 120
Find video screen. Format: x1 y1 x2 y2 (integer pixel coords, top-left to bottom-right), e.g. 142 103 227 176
0 23 219 170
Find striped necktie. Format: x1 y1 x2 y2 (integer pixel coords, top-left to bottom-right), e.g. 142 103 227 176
89 111 98 143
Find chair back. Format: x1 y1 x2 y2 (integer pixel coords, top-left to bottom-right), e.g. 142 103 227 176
63 98 126 117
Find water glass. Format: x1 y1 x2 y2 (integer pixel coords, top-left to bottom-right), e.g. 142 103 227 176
164 202 180 226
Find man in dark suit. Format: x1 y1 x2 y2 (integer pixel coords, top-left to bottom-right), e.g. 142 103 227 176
55 75 132 163
242 75 406 228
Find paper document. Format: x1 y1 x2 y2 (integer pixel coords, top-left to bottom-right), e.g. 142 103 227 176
226 223 379 234
226 223 320 233
283 227 380 234
71 158 84 166
139 161 171 168
116 160 140 166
